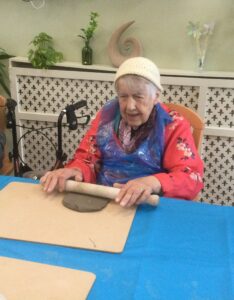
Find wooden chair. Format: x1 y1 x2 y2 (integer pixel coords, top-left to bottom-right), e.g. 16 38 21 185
0 95 13 175
165 102 204 152
165 102 204 201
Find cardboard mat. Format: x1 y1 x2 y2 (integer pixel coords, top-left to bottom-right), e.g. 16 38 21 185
0 182 136 253
0 256 95 300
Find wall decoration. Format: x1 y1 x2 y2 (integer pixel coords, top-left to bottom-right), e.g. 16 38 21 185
107 21 143 67
22 0 45 9
187 21 215 71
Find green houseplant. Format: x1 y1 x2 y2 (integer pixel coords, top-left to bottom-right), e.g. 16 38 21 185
28 32 63 69
0 48 14 96
78 12 99 65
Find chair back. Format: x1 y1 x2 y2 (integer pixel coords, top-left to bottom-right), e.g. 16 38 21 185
165 102 204 152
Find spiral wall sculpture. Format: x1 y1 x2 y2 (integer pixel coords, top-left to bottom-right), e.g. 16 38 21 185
107 21 143 67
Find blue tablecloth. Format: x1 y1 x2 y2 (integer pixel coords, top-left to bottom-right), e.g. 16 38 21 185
0 175 234 299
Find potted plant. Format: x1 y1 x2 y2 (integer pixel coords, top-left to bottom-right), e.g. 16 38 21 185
0 48 14 96
78 12 99 65
28 32 64 69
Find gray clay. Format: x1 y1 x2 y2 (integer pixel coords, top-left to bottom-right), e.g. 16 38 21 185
62 192 110 212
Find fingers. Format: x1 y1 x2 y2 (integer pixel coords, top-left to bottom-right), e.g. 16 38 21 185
114 176 161 208
135 190 151 205
40 171 64 193
117 188 144 207
40 168 83 193
115 183 152 208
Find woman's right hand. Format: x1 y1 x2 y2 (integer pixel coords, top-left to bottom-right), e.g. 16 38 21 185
40 168 83 193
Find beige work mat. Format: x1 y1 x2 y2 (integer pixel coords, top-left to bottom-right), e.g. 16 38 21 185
0 256 95 300
0 182 136 253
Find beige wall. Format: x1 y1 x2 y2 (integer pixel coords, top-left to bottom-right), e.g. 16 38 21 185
0 0 233 72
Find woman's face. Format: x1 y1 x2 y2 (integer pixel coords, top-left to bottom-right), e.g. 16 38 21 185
116 76 159 128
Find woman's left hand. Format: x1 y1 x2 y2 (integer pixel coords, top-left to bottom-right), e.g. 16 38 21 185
113 176 161 207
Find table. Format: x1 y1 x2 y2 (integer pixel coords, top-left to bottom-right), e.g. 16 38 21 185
0 176 233 299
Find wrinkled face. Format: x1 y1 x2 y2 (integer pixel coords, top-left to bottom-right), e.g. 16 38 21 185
116 75 159 128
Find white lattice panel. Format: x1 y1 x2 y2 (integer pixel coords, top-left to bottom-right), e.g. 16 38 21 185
201 135 234 206
19 119 88 171
17 75 115 115
161 84 199 110
205 87 234 128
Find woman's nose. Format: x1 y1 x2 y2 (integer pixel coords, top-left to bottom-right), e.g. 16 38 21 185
126 97 136 110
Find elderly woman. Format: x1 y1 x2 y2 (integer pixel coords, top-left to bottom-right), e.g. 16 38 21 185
41 57 204 207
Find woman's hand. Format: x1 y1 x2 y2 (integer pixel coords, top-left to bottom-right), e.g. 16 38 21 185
114 176 161 207
40 168 83 193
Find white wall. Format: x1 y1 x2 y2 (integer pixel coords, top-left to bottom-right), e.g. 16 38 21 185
0 0 233 72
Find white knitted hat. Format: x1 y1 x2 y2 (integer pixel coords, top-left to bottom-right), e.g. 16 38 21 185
114 57 163 91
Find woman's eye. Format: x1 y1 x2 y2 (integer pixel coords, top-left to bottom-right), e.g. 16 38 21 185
134 95 144 100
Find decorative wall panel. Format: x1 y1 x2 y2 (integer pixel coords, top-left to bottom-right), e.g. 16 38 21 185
201 135 234 205
161 84 199 110
205 87 234 128
17 75 115 115
19 119 87 171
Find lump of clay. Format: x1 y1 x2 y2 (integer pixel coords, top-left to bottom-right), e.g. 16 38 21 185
62 192 110 212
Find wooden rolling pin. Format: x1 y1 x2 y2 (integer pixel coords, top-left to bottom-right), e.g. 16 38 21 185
65 180 159 206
